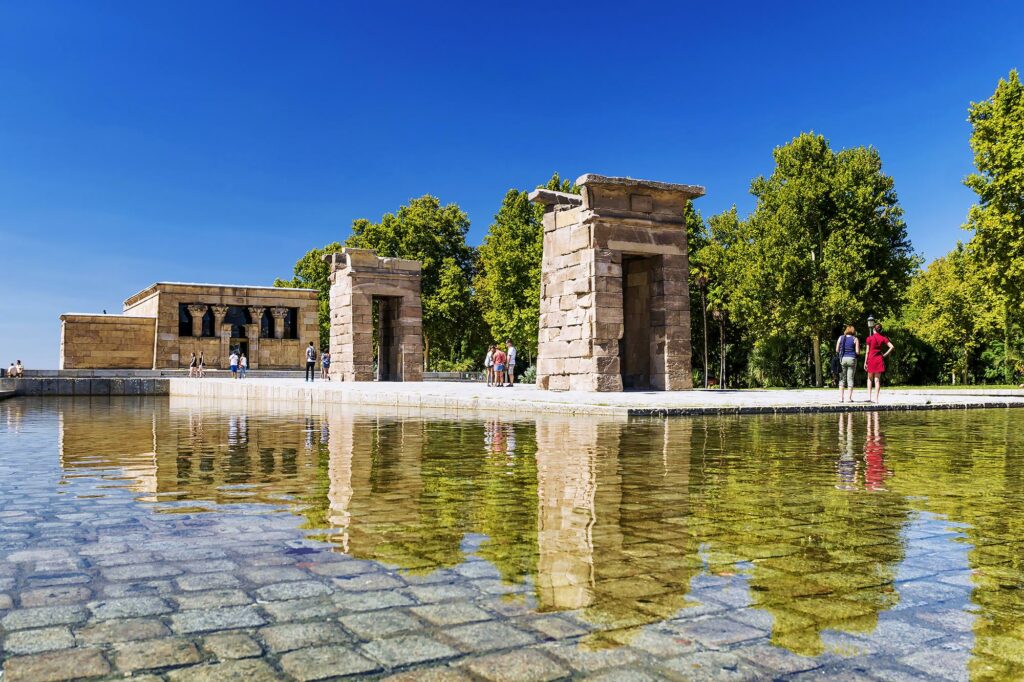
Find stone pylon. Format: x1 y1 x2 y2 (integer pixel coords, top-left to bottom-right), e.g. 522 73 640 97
323 248 424 382
529 174 704 392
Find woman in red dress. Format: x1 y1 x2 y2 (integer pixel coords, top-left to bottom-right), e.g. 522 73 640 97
864 324 895 403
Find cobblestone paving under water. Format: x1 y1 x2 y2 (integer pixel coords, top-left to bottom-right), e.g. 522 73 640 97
1 397 1023 680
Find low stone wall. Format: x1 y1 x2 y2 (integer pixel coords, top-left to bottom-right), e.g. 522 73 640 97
3 377 169 396
60 315 156 370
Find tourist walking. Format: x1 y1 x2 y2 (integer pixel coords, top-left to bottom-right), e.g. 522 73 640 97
484 345 495 386
835 326 860 403
305 342 317 382
188 352 198 378
239 353 248 379
321 351 331 380
864 324 894 403
229 350 239 379
492 346 507 388
505 340 516 387
198 351 205 378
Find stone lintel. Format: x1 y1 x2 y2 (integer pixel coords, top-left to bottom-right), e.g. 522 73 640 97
528 189 583 210
575 174 705 200
323 248 422 276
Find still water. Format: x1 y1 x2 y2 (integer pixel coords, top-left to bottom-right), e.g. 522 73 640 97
1 397 1022 680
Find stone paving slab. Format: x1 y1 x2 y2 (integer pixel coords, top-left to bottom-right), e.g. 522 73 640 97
169 378 1024 417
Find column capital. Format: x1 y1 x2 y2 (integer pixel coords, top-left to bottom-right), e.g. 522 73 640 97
211 304 229 319
270 307 289 319
187 304 208 316
248 306 266 317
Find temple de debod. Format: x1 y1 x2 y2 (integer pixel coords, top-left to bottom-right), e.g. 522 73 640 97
6 5 1024 680
58 174 704 393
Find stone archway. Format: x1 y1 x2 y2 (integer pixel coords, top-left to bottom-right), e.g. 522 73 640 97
323 248 424 382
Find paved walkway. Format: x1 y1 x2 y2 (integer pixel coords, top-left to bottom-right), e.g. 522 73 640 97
169 378 1024 416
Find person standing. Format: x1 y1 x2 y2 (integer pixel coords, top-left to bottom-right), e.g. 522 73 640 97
491 345 506 388
14 360 24 378
835 326 860 403
239 353 248 379
198 351 205 378
229 350 239 379
188 352 198 378
321 351 331 380
864 324 894 403
484 345 495 386
504 340 516 387
305 342 317 382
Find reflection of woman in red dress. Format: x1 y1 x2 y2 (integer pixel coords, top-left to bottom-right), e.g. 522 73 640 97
864 411 890 491
864 324 894 403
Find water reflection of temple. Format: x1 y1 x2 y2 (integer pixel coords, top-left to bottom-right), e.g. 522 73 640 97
58 400 1024 668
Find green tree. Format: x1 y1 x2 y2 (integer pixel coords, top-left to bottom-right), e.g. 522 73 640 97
965 69 1024 383
474 173 579 363
729 133 919 386
903 242 1002 384
345 195 479 369
274 242 345 348
693 207 742 386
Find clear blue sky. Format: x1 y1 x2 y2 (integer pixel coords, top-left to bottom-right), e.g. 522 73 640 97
1 1 1021 368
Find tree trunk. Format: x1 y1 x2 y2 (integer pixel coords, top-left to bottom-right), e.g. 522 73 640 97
719 319 726 387
1005 303 1014 385
701 288 709 388
812 335 822 387
424 334 430 372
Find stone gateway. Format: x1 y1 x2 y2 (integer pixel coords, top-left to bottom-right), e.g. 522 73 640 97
530 174 705 392
324 248 424 382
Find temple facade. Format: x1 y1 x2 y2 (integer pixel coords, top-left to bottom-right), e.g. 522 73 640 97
60 283 319 370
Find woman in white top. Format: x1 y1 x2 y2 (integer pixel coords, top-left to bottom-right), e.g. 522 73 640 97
484 346 495 386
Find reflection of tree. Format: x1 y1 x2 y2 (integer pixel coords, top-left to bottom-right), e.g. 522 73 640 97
689 414 907 657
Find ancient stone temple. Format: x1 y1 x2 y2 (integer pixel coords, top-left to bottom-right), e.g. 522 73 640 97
324 248 424 382
529 174 705 391
60 283 319 370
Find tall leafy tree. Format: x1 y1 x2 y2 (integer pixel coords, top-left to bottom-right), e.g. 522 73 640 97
274 242 345 348
964 69 1024 382
903 243 1001 383
729 133 918 385
345 195 479 369
474 173 578 362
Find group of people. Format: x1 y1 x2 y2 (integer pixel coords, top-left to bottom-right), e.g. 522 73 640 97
305 341 331 381
483 341 516 387
834 323 895 403
187 352 206 378
5 360 24 378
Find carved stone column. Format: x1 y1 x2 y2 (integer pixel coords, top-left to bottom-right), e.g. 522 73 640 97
211 305 229 368
187 304 208 338
271 307 289 340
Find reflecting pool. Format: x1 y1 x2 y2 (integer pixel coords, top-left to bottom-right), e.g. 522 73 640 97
2 397 1023 680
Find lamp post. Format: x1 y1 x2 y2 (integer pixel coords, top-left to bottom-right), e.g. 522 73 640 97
867 314 876 337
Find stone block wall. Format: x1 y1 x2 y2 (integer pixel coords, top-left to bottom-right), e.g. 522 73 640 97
531 174 703 392
59 315 156 370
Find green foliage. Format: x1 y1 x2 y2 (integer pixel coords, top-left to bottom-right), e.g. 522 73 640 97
474 173 579 359
902 243 1001 383
964 69 1024 382
727 133 919 385
345 195 483 369
274 241 345 348
521 364 537 384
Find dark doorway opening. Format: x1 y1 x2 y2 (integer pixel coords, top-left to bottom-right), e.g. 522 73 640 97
232 339 249 360
373 296 401 381
621 256 653 389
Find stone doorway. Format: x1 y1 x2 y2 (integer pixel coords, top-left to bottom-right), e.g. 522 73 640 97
621 256 653 389
232 339 249 359
374 296 402 381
